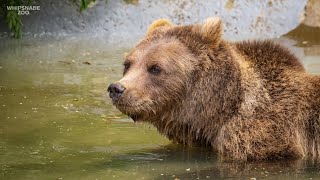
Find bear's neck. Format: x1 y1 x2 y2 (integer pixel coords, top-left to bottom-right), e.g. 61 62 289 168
152 41 246 146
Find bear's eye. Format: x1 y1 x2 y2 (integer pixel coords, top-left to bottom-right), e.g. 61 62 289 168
123 62 130 74
148 65 161 75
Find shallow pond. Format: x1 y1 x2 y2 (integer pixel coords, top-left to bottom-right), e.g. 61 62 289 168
0 29 320 179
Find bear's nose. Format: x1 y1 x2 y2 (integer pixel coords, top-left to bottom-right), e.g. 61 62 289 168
108 83 126 100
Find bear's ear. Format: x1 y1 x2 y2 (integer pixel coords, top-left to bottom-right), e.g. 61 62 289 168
193 17 222 47
147 19 173 35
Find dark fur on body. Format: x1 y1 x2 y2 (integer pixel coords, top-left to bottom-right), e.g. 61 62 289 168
109 18 320 161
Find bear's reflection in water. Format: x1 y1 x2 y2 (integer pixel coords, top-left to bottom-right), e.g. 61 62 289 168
101 144 320 179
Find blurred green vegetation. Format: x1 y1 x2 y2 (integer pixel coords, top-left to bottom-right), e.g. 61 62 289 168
80 0 96 12
0 0 32 38
0 0 96 38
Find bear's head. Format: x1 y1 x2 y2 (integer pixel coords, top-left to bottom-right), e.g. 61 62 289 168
108 17 223 122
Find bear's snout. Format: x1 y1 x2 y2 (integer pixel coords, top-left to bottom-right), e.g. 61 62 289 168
108 83 126 100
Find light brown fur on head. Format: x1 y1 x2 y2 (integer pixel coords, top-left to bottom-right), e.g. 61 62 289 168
146 18 173 35
192 17 222 48
114 37 196 121
109 17 320 161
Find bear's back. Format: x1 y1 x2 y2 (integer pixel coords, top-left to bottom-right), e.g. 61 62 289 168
234 40 305 82
235 40 320 121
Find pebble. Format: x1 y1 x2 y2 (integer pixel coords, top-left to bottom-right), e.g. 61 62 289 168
30 151 39 155
83 61 91 65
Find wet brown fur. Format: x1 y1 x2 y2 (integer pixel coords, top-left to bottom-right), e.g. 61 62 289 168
110 17 320 161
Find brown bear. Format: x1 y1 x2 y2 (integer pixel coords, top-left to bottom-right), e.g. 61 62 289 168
108 17 320 161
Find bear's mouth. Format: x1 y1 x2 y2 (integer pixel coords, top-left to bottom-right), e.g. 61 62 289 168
113 103 146 121
111 98 152 122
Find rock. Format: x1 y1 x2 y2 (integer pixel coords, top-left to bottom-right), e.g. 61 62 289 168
302 0 320 27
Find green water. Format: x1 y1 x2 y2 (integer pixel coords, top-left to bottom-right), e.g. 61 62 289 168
0 33 320 179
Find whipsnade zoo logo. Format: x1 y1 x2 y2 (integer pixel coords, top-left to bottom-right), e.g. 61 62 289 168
6 5 40 15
